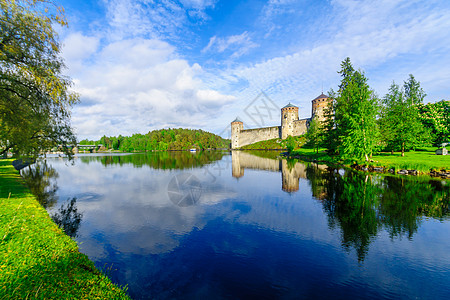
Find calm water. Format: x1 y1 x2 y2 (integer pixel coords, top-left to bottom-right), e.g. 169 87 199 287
22 151 450 299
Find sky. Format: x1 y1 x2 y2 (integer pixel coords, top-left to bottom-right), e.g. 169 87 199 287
57 0 450 140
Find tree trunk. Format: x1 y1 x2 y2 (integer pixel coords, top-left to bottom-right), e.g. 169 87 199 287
401 142 405 157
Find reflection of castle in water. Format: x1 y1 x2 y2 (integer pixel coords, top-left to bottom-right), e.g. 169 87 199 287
232 151 325 192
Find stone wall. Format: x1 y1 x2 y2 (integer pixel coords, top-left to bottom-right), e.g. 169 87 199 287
292 119 309 136
238 126 281 147
232 151 281 177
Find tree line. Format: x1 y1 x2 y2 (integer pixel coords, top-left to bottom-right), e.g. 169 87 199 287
79 128 229 152
305 58 449 160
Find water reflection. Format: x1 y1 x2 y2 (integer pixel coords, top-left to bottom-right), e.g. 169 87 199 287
233 151 450 261
21 161 83 238
232 151 324 192
21 161 59 209
78 151 226 169
28 152 450 299
51 197 83 238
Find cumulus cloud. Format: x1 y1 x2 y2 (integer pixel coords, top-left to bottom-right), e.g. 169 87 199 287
62 33 100 73
65 37 235 139
62 0 450 138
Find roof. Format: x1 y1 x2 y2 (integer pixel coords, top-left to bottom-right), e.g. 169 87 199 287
231 117 243 123
282 102 298 109
313 93 329 100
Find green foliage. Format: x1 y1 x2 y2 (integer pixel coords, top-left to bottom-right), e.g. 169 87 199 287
417 100 450 146
239 138 284 150
304 117 323 153
306 164 450 261
239 136 305 150
321 98 338 153
84 128 229 152
329 58 379 161
285 135 296 153
0 0 78 159
0 160 130 299
379 75 430 155
92 151 225 170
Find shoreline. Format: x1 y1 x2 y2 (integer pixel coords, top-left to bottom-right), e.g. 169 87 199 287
280 149 450 179
0 159 130 299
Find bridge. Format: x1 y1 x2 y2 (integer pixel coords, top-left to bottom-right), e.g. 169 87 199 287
72 144 104 153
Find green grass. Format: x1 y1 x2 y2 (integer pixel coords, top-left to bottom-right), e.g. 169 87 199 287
239 138 286 150
239 136 306 150
288 147 450 173
0 159 130 299
371 150 450 172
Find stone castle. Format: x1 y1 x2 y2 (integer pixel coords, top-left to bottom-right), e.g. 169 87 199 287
231 93 331 149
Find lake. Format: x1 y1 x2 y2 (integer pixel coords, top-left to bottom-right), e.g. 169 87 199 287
22 151 450 299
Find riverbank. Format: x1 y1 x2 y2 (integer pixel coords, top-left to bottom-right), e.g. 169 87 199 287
0 159 130 299
285 147 450 177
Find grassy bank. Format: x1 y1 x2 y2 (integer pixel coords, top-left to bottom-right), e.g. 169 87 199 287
239 136 305 150
288 147 450 174
0 159 130 299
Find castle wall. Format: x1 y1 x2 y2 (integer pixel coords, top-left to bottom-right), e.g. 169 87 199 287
231 94 330 149
238 126 281 147
231 151 308 192
292 119 309 136
232 151 281 178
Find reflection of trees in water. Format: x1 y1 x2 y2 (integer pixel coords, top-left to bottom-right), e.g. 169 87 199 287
21 161 83 238
379 177 450 239
306 165 450 261
51 198 83 238
78 151 226 170
21 161 59 209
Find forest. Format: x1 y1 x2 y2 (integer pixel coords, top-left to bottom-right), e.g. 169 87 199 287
79 128 229 152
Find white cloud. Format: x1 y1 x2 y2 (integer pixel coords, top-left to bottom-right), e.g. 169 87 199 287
208 0 450 123
65 37 235 139
61 0 450 138
62 33 100 73
202 31 259 59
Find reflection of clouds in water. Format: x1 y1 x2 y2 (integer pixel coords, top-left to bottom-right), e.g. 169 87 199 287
44 154 450 299
48 155 338 258
47 157 237 256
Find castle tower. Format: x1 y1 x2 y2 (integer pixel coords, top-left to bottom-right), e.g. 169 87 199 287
231 117 243 149
281 103 299 139
311 93 330 122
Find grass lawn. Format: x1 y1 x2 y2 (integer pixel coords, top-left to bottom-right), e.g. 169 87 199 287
288 147 450 173
239 138 286 150
0 159 130 299
371 149 450 172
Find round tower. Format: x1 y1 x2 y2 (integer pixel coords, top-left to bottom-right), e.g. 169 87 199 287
281 103 299 139
231 117 243 149
311 93 330 122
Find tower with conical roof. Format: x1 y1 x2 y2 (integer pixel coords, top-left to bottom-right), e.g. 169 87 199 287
231 117 243 149
281 103 299 139
311 93 331 122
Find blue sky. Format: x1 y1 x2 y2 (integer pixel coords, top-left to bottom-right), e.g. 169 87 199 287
57 0 450 140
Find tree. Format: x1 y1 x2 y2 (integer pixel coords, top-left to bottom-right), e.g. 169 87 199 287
285 135 296 153
305 117 322 153
0 0 78 158
418 100 450 146
380 75 429 156
330 58 379 161
321 96 338 154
